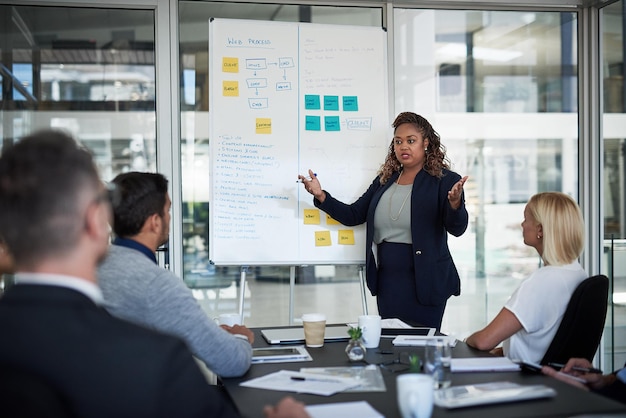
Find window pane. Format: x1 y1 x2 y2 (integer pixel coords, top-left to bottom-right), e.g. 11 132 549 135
179 2 381 325
601 0 626 372
0 5 156 180
394 9 578 335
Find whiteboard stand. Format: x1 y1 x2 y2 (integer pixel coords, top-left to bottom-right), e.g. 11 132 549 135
289 266 296 325
238 266 249 324
359 265 368 315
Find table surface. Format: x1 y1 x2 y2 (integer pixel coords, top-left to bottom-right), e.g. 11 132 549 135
221 326 626 418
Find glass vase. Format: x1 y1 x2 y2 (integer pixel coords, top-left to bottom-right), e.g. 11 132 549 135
345 338 366 361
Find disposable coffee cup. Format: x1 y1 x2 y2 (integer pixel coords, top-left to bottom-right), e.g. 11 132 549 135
218 313 242 327
301 313 326 347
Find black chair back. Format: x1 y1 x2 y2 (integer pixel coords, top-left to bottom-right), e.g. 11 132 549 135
540 274 609 365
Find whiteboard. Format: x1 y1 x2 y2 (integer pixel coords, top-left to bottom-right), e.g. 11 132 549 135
209 18 389 265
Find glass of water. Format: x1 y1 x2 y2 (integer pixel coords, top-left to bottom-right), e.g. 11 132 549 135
424 338 452 389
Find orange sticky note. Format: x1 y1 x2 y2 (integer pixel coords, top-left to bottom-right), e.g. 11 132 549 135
338 229 355 245
315 231 332 246
326 214 340 225
304 209 321 225
223 81 239 97
222 57 239 73
256 118 272 134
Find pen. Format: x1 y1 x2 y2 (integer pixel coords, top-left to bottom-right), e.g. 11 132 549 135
548 362 603 374
296 173 317 183
290 376 340 383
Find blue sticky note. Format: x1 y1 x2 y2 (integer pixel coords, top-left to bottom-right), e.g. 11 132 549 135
324 116 340 131
306 115 321 131
305 95 321 110
324 95 340 111
343 96 358 111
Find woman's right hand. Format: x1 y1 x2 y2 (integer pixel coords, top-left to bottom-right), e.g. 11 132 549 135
298 169 325 202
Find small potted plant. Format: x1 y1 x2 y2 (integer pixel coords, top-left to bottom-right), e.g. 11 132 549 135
345 326 366 361
408 353 422 373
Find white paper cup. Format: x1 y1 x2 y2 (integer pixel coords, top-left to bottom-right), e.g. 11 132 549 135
358 314 382 348
301 313 326 347
218 313 242 327
397 374 434 418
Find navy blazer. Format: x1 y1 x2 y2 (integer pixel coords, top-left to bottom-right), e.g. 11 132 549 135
0 285 238 418
315 168 468 306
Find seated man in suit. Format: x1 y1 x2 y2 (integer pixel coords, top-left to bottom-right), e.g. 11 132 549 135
542 358 626 405
0 129 308 418
97 171 253 378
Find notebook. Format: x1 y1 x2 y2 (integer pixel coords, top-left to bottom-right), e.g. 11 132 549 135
261 325 351 345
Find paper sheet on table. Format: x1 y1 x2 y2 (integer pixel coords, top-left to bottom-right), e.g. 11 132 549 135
239 370 360 396
451 357 521 372
299 365 386 392
391 335 458 347
306 401 384 418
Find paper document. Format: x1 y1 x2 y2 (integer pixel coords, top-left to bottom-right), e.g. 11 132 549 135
299 365 386 392
450 357 521 372
392 335 457 347
306 401 383 418
240 370 360 396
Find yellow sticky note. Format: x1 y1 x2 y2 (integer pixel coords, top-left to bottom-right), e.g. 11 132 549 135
223 81 239 97
222 57 239 73
256 118 272 134
304 209 320 225
326 214 340 225
338 230 355 245
315 231 332 246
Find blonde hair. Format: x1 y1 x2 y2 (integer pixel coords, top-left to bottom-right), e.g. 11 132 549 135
526 192 584 266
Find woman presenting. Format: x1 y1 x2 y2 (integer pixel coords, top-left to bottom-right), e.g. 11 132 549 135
298 112 468 329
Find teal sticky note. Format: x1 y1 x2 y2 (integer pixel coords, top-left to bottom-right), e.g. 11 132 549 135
343 96 358 111
324 116 340 131
324 95 340 111
305 95 321 110
306 115 321 131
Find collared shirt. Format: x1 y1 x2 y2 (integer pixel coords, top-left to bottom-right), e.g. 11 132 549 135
113 237 157 264
15 272 105 305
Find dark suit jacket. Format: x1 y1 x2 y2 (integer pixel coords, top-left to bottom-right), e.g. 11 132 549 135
0 284 239 418
316 169 468 306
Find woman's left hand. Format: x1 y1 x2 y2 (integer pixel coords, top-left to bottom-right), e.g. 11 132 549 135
448 176 468 210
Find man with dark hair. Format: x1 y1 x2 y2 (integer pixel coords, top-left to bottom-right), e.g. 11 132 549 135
0 130 309 418
97 171 253 378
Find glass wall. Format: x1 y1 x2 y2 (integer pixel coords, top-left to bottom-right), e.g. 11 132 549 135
179 3 584 334
601 0 626 372
0 5 157 179
178 2 383 325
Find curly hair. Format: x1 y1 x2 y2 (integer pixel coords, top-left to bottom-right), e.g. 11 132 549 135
377 112 450 184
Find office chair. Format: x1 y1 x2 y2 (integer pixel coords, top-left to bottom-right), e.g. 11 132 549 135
540 274 609 366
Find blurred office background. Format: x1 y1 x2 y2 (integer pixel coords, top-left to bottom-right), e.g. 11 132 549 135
0 0 624 371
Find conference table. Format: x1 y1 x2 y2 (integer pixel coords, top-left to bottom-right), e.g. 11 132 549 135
221 326 626 417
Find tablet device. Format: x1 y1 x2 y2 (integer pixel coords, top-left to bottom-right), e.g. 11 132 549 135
251 346 312 364
261 325 351 345
381 327 436 338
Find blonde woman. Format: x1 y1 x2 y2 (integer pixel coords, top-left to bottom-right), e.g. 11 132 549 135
466 192 586 363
